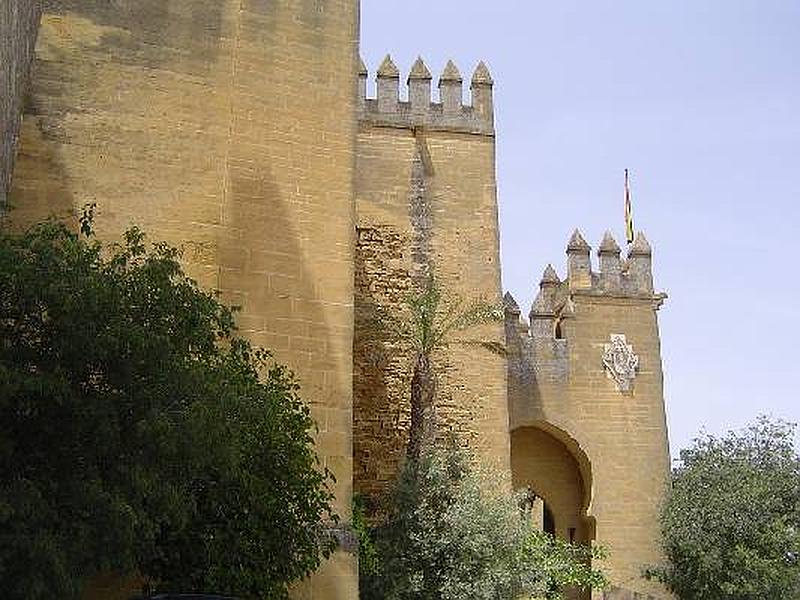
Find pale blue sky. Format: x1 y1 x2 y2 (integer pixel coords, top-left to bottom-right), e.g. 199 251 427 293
361 1 800 456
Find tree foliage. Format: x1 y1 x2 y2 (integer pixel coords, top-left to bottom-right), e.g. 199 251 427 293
358 442 607 600
649 416 800 599
384 277 503 459
0 220 336 599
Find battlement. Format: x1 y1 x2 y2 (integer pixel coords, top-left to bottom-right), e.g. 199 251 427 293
504 229 665 346
358 55 494 135
563 228 657 297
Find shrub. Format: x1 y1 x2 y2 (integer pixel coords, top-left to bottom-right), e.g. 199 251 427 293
359 441 606 600
0 221 336 599
648 416 800 599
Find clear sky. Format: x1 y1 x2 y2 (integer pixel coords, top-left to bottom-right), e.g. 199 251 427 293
360 1 800 457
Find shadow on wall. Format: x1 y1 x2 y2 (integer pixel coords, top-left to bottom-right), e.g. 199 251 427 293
44 0 226 75
4 88 75 229
5 0 230 227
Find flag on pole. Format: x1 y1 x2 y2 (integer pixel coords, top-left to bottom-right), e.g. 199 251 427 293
624 169 634 244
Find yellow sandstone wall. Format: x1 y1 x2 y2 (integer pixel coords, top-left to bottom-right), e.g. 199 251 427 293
6 1 360 598
353 56 510 503
506 231 671 599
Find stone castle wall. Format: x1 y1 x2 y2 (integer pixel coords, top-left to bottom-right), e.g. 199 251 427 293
506 231 671 598
353 57 510 504
2 2 674 596
6 1 360 598
0 0 42 207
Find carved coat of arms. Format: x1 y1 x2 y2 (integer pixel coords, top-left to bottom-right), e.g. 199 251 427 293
602 334 639 392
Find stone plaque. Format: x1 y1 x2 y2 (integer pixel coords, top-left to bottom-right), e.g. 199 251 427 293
602 334 639 392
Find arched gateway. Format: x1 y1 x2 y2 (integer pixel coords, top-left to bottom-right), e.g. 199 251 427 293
511 423 594 546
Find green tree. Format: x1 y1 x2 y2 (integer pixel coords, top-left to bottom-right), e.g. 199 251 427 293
387 277 503 459
359 442 606 600
359 278 606 599
0 220 336 599
649 416 800 599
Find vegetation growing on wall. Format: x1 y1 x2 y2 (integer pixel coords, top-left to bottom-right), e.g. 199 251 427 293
383 276 503 459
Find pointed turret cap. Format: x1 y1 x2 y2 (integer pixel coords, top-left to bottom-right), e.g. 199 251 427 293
598 231 621 255
408 56 432 81
472 61 494 85
377 54 400 78
540 264 560 286
566 229 591 253
629 231 652 256
358 57 368 76
503 291 520 314
440 60 462 83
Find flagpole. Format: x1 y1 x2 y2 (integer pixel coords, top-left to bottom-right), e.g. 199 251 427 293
624 169 634 245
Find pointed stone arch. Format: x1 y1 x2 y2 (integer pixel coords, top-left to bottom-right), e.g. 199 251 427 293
511 422 595 544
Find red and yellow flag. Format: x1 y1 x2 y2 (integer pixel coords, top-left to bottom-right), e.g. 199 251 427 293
624 169 634 244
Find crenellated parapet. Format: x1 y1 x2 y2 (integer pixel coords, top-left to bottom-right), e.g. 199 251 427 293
506 229 666 381
358 55 495 135
560 228 658 302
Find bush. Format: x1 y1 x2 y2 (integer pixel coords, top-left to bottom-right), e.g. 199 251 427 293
358 441 606 600
0 221 336 599
649 416 800 599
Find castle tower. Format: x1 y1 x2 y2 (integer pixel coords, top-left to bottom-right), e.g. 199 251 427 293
506 231 671 599
353 57 510 502
6 1 360 598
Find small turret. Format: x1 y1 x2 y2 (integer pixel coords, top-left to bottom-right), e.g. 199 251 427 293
439 60 462 116
627 231 653 293
471 61 494 124
530 264 560 338
598 231 622 290
504 291 521 318
408 57 432 114
377 54 400 112
358 57 368 104
566 229 592 290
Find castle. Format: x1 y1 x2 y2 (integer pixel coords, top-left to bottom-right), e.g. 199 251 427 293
1 2 670 599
